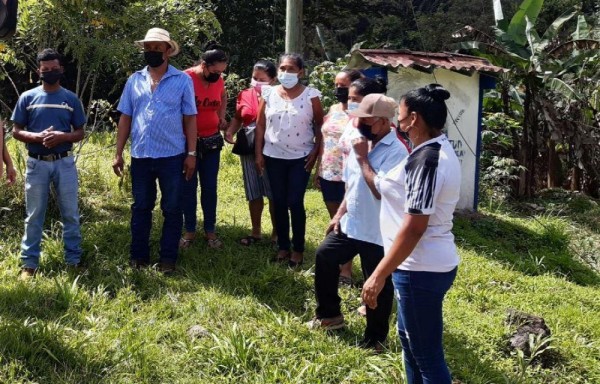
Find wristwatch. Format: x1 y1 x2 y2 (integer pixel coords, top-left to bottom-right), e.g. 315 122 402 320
187 151 197 157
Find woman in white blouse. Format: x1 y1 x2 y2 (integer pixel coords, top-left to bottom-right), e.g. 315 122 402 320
255 53 324 267
361 84 461 383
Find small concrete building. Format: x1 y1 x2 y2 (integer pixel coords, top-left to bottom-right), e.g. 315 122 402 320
348 49 506 211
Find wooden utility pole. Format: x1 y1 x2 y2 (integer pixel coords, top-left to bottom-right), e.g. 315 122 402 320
285 0 303 54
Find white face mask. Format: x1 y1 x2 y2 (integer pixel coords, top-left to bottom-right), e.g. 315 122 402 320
251 79 270 93
347 101 359 111
278 72 299 89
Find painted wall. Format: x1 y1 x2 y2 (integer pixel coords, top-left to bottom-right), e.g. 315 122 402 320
386 67 481 210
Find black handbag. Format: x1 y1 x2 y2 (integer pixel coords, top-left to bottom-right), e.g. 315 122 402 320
232 127 255 156
198 132 224 153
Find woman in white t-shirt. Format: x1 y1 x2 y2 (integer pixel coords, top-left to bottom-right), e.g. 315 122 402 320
361 84 461 384
255 53 324 267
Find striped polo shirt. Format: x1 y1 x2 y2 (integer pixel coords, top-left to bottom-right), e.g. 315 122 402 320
379 134 462 272
118 65 197 159
11 86 87 155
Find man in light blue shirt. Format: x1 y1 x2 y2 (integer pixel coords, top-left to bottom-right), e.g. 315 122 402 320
113 28 197 274
308 94 409 351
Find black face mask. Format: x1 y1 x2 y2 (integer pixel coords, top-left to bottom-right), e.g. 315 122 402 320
358 122 377 141
40 69 62 85
396 126 412 144
204 72 221 83
144 51 165 68
334 87 349 104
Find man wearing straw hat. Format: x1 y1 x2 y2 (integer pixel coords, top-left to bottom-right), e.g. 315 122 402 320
113 28 198 274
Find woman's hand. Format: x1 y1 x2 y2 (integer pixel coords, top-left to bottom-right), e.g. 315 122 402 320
313 174 321 190
255 153 265 176
361 274 385 310
224 130 235 144
304 147 319 172
218 117 228 131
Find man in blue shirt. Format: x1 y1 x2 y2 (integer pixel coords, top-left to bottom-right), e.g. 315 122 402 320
11 48 87 279
113 28 197 274
308 94 409 351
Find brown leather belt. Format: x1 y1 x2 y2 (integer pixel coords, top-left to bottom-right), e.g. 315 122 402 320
28 151 72 161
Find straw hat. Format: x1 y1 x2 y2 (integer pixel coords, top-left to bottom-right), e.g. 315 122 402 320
135 28 180 57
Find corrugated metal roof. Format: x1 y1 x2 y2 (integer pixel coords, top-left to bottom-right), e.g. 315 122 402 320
348 49 507 75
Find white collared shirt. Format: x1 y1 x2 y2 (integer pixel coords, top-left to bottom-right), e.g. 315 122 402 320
340 131 409 246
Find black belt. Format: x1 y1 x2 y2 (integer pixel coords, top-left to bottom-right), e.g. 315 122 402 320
28 151 72 161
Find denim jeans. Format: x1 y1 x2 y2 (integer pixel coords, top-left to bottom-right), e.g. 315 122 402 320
264 156 311 252
182 149 221 233
21 156 81 269
315 231 393 344
130 154 185 264
392 267 458 384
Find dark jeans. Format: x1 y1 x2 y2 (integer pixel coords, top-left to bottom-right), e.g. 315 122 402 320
130 154 185 264
392 267 458 384
182 149 221 233
315 231 394 344
264 156 310 252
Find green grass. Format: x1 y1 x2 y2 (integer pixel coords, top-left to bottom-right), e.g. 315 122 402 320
1 133 600 383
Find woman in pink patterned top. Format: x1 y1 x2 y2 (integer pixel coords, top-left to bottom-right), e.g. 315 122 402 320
314 70 363 285
332 76 392 304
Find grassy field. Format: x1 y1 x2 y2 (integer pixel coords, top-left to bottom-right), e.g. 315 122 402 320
1 133 599 383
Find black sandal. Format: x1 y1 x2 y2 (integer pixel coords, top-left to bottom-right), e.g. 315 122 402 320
271 251 290 263
288 252 304 268
288 258 304 268
239 236 261 246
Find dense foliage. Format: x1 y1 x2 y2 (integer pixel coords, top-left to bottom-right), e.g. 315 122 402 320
459 0 600 197
1 0 599 197
0 0 220 121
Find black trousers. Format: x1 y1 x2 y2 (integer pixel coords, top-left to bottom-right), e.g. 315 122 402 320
315 231 394 344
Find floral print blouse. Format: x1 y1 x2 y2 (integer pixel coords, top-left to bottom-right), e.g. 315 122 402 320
318 105 351 182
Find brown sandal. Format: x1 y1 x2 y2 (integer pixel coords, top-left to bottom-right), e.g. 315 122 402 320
179 237 195 249
239 236 261 246
207 237 223 249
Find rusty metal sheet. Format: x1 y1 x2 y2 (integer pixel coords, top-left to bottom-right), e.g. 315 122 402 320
349 49 508 75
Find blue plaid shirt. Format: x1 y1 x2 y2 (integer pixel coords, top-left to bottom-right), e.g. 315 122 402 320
117 65 197 159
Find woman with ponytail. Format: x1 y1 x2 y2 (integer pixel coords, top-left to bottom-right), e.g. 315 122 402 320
181 41 228 249
362 84 461 383
314 69 363 285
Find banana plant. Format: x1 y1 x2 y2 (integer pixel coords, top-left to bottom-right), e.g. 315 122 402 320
453 0 600 196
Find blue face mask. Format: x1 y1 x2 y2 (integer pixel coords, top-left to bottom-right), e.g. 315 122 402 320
278 72 299 89
347 101 359 111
